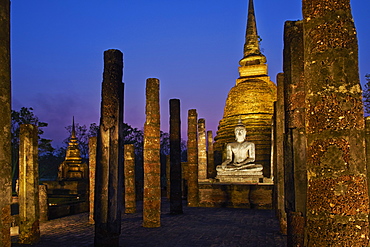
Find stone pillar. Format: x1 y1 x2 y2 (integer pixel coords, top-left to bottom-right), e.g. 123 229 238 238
283 20 306 245
182 162 188 199
38 185 48 222
0 1 11 246
124 144 136 214
275 73 287 235
89 136 96 224
187 109 199 207
197 119 207 181
166 155 170 199
207 131 215 178
143 78 161 228
18 124 40 244
302 1 370 245
169 99 183 214
366 117 370 211
94 49 124 246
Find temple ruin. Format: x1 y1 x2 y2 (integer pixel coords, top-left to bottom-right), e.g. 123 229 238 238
2 0 370 245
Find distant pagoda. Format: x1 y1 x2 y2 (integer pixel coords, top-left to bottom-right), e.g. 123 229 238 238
214 0 276 177
58 117 88 180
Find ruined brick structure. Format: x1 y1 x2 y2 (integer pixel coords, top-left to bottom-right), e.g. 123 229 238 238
214 0 276 177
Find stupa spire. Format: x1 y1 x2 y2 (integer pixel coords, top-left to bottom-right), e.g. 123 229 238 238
238 0 267 72
244 0 260 57
71 116 76 139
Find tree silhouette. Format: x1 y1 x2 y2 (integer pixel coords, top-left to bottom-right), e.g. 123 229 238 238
363 74 370 115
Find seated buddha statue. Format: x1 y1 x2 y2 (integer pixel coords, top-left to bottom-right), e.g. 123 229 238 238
216 120 263 172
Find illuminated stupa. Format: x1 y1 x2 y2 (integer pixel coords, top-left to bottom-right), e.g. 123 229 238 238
58 117 88 180
214 0 276 177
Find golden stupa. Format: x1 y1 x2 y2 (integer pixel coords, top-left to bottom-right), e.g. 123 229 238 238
58 117 88 180
214 0 276 177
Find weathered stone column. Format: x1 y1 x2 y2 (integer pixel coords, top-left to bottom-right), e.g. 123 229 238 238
19 124 40 244
366 117 370 212
283 20 306 245
182 162 188 199
197 119 207 181
187 109 199 207
38 185 48 222
89 136 97 224
124 144 136 214
303 1 370 245
207 131 215 178
94 49 124 246
275 73 287 235
0 1 11 246
169 99 183 214
143 78 161 228
166 155 170 199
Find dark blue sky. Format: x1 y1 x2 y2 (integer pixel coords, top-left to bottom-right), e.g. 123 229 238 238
10 0 370 146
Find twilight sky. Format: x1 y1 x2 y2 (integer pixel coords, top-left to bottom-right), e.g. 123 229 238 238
10 0 370 147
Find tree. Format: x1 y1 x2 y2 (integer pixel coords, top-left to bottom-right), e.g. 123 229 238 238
11 107 53 181
363 74 370 115
122 123 143 153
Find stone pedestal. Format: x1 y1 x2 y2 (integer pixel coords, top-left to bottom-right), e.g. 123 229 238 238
216 170 263 183
199 182 273 209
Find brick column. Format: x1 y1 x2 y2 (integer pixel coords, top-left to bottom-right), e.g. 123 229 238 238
169 99 183 214
187 109 198 207
94 49 124 246
275 73 287 235
303 1 370 245
366 117 370 212
89 136 97 224
19 124 40 244
0 1 11 246
38 185 48 222
207 130 215 178
166 155 170 199
124 144 136 214
143 78 161 228
197 119 207 181
283 20 306 245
